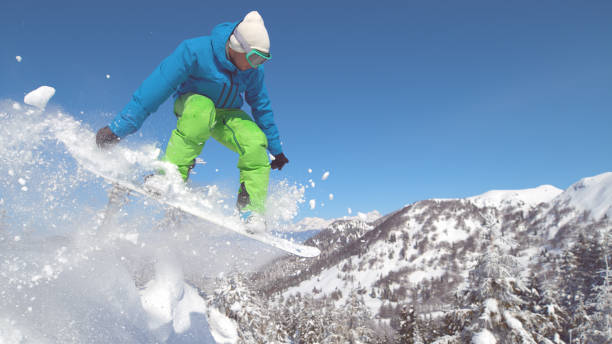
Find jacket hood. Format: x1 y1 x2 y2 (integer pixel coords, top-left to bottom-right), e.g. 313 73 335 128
211 22 240 72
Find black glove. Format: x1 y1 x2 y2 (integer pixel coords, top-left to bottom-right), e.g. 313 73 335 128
96 126 119 149
270 153 289 170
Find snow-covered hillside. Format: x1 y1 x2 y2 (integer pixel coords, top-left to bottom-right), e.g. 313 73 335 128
551 172 612 221
256 173 612 336
467 184 562 210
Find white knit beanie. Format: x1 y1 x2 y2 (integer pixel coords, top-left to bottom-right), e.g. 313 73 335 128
228 11 270 53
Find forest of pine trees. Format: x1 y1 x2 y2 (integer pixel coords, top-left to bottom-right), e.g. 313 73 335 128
205 226 611 343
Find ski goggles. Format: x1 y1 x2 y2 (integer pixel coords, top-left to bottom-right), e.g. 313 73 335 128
233 30 271 69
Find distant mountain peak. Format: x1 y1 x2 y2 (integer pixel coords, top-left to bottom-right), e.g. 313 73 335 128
467 184 562 209
293 210 382 232
293 217 334 232
552 171 612 221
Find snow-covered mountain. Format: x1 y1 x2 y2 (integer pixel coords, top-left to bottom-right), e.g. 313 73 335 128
466 184 562 210
550 172 612 221
253 173 612 333
292 210 383 232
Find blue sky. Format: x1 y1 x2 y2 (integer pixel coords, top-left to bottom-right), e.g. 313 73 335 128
1 0 611 220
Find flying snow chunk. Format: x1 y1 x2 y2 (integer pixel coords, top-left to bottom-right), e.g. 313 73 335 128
322 171 330 180
308 168 312 174
106 74 111 79
24 86 56 110
329 193 334 201
208 307 239 343
16 56 22 62
348 207 352 215
309 199 316 210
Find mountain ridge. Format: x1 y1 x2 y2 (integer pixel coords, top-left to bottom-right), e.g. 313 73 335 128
253 172 612 324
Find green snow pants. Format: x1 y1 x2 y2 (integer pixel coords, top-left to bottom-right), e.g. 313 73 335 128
162 93 270 214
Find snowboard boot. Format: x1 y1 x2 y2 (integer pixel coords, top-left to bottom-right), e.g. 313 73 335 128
237 182 267 234
240 210 267 234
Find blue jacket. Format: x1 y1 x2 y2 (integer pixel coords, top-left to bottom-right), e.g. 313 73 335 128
109 22 282 155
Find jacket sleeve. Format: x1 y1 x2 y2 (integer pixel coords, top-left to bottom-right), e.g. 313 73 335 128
245 67 282 155
109 40 197 137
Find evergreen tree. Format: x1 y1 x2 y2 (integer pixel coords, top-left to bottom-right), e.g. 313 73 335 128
534 277 567 343
275 293 378 344
562 233 604 311
344 291 376 343
208 274 290 343
584 229 612 343
397 305 424 344
451 234 558 343
559 229 609 342
569 297 592 344
559 248 578 312
292 296 326 343
523 272 567 343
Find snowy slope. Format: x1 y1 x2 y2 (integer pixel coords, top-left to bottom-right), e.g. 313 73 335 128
551 172 612 221
259 173 611 323
533 172 612 240
279 199 490 312
467 184 562 210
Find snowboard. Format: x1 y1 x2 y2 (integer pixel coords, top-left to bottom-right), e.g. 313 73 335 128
84 165 321 258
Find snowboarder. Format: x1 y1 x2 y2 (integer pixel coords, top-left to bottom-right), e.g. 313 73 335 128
95 11 288 231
